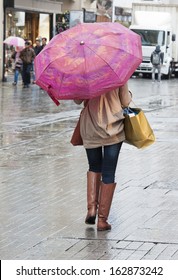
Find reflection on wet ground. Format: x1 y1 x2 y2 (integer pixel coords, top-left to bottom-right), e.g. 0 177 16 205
1 77 178 162
1 77 178 153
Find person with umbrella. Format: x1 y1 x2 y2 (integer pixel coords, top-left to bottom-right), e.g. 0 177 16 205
3 36 25 78
74 83 132 231
11 46 23 86
34 22 142 231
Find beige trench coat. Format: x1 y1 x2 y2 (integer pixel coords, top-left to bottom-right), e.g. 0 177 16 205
75 84 132 149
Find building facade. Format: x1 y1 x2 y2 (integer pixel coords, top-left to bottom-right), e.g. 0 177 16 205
0 1 3 80
2 0 178 81
1 0 63 81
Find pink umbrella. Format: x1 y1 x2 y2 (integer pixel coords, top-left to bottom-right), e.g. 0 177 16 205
34 22 142 105
3 36 25 47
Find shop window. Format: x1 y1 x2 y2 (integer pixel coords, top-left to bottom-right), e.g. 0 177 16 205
56 11 70 34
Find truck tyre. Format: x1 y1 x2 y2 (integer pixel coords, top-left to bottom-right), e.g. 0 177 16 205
164 66 172 79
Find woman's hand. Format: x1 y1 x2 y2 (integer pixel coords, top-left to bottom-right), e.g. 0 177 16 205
74 99 83 105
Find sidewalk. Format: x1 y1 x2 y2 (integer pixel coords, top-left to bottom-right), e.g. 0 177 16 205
0 77 178 260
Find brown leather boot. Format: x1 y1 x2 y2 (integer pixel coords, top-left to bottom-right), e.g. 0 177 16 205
97 182 116 231
85 171 101 224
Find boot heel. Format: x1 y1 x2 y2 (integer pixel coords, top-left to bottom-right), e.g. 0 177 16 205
85 215 96 224
97 223 111 231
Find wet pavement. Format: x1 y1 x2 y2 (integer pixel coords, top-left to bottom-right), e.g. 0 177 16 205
0 74 178 260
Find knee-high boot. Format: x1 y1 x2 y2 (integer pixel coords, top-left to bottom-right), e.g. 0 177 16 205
97 182 116 231
85 171 101 224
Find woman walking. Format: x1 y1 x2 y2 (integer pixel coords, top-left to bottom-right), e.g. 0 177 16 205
74 83 132 231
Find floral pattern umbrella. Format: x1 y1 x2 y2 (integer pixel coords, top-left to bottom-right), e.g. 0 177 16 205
34 22 142 105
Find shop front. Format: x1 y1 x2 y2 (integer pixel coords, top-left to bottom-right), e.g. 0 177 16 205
5 10 52 43
2 0 62 80
4 0 63 44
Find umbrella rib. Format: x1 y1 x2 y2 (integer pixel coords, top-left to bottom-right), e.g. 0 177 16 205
81 43 90 93
86 45 121 79
58 72 65 93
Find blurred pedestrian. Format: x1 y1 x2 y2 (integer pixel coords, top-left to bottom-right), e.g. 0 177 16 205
11 46 23 86
34 39 43 56
73 83 132 231
42 37 47 49
32 39 43 83
151 45 164 82
20 41 36 88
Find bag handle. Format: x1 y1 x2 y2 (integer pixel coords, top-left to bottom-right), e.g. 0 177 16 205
128 90 140 108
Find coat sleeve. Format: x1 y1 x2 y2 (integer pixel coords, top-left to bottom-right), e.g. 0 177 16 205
118 83 132 108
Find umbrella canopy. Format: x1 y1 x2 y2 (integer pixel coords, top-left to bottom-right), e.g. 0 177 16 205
3 36 25 47
34 22 142 105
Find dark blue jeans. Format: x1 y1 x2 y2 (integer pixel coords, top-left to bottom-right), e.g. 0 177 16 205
86 142 123 184
22 63 32 86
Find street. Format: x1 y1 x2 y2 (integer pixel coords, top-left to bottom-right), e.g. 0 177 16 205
0 76 178 260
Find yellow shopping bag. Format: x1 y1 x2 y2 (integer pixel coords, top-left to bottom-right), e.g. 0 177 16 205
124 107 155 149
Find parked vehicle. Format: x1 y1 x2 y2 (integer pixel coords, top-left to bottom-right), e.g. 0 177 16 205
130 2 178 78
